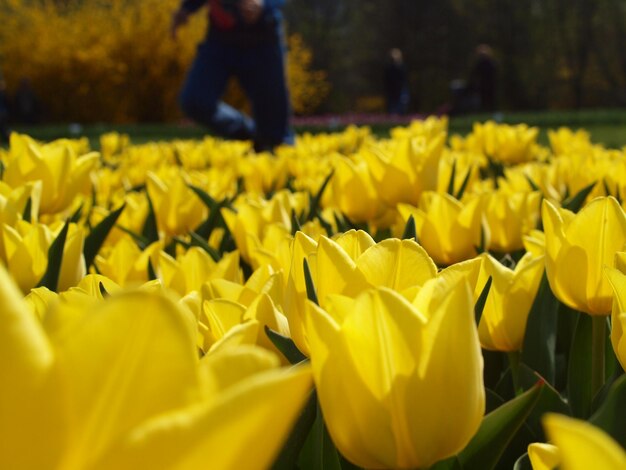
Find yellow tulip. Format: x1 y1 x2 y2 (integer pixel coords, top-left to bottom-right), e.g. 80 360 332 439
2 220 85 293
528 443 560 470
306 278 484 469
4 133 99 215
540 414 626 470
363 133 443 206
482 190 541 253
328 153 386 223
604 266 626 371
0 264 312 469
146 170 207 239
95 237 161 287
477 253 544 351
399 191 489 266
467 121 539 165
157 248 241 296
285 232 438 355
542 197 626 315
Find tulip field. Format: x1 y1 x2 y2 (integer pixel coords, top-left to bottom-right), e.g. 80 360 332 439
2 117 626 469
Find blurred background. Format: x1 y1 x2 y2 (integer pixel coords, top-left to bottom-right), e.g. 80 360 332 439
1 0 626 140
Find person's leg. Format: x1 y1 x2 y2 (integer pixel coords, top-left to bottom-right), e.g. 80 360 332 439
179 40 255 140
237 41 293 152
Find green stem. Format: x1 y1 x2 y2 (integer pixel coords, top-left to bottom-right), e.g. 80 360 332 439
508 351 521 395
591 315 606 398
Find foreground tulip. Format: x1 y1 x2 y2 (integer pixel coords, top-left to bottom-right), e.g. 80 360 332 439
306 278 484 468
477 252 544 351
542 197 626 315
0 264 312 469
528 443 560 470
605 266 626 371
532 414 626 470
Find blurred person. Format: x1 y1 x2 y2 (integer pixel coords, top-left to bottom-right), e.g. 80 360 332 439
0 73 10 142
384 48 409 115
468 44 497 112
171 0 294 152
13 78 41 125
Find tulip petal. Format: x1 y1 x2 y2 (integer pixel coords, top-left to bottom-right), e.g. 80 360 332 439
93 365 313 470
528 443 560 470
55 291 202 468
0 265 66 469
306 299 398 468
543 414 626 469
409 276 485 467
355 239 437 292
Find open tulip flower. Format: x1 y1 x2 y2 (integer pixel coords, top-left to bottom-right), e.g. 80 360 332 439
363 132 443 207
527 414 626 470
398 191 488 266
0 264 312 469
3 133 99 215
3 220 85 293
285 231 439 355
305 276 484 469
477 252 544 351
542 196 626 315
482 190 541 253
146 170 208 239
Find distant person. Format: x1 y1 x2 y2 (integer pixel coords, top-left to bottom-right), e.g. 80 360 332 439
468 44 497 112
13 78 41 124
0 73 10 142
171 0 294 152
384 48 409 115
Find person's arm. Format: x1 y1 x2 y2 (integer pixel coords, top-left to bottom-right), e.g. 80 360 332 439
171 0 207 39
180 0 207 14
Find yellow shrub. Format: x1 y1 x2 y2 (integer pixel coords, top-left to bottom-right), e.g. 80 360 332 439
0 0 328 122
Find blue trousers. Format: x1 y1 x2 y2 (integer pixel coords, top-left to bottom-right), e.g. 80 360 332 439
179 35 294 151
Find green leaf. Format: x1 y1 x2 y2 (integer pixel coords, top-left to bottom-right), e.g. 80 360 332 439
264 326 307 365
147 258 157 281
447 159 457 196
189 231 220 262
457 382 544 470
22 197 32 223
188 183 217 209
303 258 319 305
189 184 228 241
513 453 532 470
307 170 334 222
70 203 84 224
517 364 571 440
291 208 302 235
589 373 626 448
298 402 343 470
455 165 473 200
36 220 70 292
521 272 559 385
474 276 492 325
428 456 462 470
562 181 596 213
401 214 417 241
141 192 159 244
83 203 126 268
272 391 318 470
525 174 540 192
603 179 613 198
115 224 150 249
567 313 593 418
